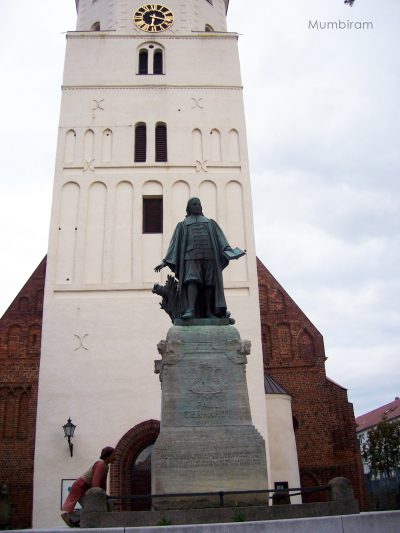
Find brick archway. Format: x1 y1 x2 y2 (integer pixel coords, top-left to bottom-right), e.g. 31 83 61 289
110 419 160 509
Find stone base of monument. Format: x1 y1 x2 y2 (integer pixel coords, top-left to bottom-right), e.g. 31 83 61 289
153 426 268 509
152 323 268 510
79 485 360 529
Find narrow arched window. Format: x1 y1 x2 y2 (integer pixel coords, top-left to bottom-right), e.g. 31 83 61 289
153 50 163 75
90 21 101 31
139 50 148 75
155 123 167 162
135 123 147 162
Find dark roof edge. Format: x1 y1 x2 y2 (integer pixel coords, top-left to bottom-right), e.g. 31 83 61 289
264 374 291 396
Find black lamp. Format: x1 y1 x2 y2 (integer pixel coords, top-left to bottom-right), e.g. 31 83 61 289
62 417 76 457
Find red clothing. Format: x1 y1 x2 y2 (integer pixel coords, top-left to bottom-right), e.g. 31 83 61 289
62 460 108 512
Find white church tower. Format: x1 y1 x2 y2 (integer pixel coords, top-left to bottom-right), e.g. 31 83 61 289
32 0 291 526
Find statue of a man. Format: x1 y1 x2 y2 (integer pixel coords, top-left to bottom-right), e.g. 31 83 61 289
155 197 244 320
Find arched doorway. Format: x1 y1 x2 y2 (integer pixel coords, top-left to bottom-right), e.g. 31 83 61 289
110 420 160 510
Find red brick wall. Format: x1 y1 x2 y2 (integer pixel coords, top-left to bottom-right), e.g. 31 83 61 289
257 258 367 508
0 257 46 529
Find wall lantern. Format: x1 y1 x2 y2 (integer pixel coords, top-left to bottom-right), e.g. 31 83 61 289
62 417 76 457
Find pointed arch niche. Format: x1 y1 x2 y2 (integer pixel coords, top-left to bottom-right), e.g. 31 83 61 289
171 180 190 228
262 323 272 361
228 129 240 162
112 181 134 283
199 180 217 221
269 287 286 315
0 386 31 439
192 129 203 161
2 390 16 438
64 129 76 163
276 322 293 359
110 420 160 510
102 129 113 162
17 391 29 439
298 328 316 364
56 182 80 284
224 180 247 281
210 128 221 161
84 181 107 284
7 325 23 357
84 129 95 161
28 324 41 355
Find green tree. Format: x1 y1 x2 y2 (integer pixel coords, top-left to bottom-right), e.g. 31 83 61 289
362 418 400 479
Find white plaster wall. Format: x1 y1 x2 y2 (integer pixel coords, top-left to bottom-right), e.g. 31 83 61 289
33 2 269 527
63 34 241 87
265 394 302 505
76 0 228 33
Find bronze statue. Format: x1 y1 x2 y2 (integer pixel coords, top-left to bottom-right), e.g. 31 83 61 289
154 197 245 320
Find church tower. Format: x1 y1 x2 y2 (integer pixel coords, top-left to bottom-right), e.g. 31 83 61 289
33 0 274 526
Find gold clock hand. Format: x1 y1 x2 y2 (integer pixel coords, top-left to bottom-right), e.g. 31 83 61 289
151 15 166 22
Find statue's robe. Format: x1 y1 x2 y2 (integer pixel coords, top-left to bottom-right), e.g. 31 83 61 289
163 215 230 316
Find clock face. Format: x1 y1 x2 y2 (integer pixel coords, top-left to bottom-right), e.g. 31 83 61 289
134 4 174 33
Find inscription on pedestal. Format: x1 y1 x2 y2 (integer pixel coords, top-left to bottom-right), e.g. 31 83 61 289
184 405 232 421
155 447 264 470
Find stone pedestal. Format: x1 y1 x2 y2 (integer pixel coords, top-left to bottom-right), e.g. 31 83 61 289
152 323 268 509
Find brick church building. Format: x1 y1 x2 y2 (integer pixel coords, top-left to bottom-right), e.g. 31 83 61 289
0 256 365 528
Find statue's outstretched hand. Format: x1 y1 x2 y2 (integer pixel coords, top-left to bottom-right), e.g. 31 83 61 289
154 262 166 272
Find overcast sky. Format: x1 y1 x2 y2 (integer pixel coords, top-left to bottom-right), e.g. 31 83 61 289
0 0 398 417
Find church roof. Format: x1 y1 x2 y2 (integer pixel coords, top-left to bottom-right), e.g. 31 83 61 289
264 374 290 396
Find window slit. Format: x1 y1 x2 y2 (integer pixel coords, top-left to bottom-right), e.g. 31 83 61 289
155 124 167 162
153 51 163 74
135 124 147 162
139 50 148 74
